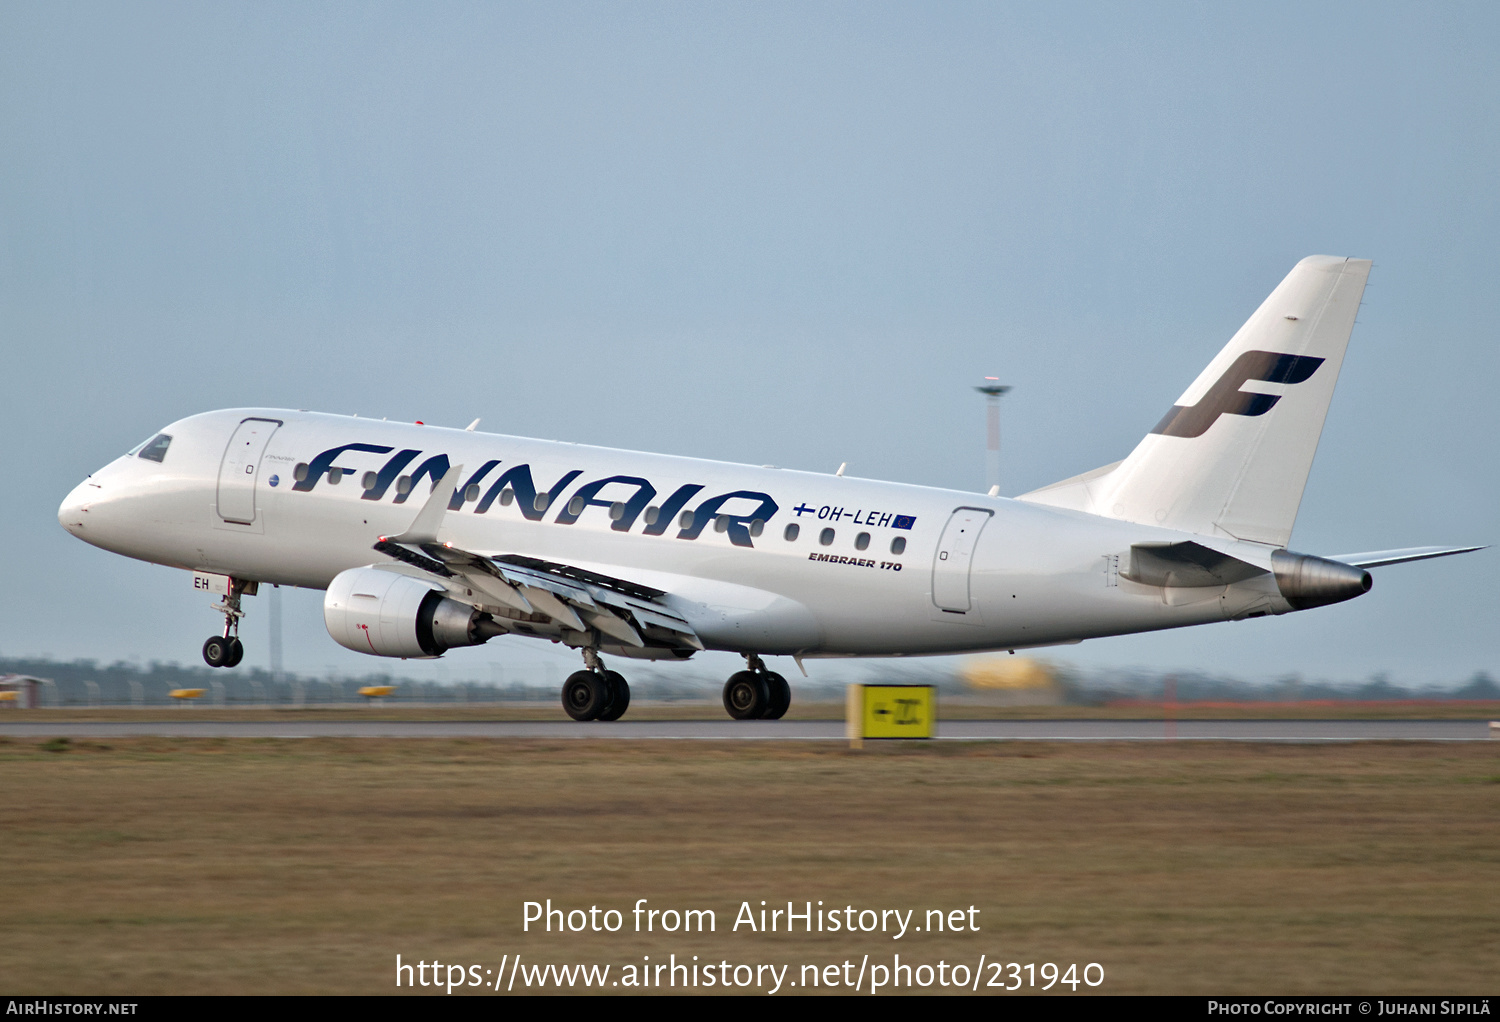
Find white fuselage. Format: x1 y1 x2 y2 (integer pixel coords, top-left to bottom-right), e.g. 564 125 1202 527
59 409 1298 659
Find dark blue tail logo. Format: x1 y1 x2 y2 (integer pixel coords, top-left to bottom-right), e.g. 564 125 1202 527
1151 350 1325 439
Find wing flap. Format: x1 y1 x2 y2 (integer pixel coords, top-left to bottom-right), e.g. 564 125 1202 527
581 607 645 647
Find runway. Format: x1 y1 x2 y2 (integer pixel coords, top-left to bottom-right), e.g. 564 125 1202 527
0 719 1493 740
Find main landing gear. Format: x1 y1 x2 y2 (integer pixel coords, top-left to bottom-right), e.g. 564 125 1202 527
561 647 631 722
723 654 791 720
202 578 252 669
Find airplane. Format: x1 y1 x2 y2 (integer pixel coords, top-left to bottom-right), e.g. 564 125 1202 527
57 256 1482 721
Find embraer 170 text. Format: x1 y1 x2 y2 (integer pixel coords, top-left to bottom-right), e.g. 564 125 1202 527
59 257 1482 720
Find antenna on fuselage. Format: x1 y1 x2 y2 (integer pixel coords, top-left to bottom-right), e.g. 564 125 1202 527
975 378 1011 495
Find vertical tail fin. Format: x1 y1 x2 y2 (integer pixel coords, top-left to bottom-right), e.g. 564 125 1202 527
1021 256 1372 547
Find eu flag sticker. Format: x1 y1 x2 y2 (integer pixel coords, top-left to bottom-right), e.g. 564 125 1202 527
892 515 916 530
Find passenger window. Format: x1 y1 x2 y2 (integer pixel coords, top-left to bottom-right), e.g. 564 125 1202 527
679 510 694 529
750 519 765 538
783 523 799 541
890 536 907 555
327 467 343 484
396 475 412 495
644 506 660 525
362 471 378 491
609 501 626 521
855 532 870 551
499 487 513 506
819 528 835 546
137 434 172 463
294 462 309 482
464 484 480 503
714 515 729 533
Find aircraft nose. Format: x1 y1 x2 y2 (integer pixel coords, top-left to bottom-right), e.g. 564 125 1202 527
58 478 98 537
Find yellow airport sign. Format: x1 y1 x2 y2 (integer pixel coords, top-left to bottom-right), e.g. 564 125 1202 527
0 691 16 702
846 684 935 744
359 685 398 699
169 688 205 700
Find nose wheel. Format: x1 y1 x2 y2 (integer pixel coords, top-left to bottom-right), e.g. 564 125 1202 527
202 577 252 668
723 655 791 720
203 635 244 668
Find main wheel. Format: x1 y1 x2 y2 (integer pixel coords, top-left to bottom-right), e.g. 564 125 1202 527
597 670 631 721
202 636 231 668
763 671 791 719
723 671 770 720
225 637 244 668
562 670 610 721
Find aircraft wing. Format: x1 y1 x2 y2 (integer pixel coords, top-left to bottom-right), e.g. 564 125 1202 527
1326 545 1486 569
373 535 704 652
369 462 698 650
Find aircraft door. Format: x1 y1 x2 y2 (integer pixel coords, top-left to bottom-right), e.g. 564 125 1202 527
216 418 281 524
931 507 993 612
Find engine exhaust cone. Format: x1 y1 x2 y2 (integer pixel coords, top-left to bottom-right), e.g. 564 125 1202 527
1271 550 1373 610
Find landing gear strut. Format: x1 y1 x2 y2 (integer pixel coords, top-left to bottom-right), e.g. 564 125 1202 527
202 578 251 668
561 647 631 722
723 654 790 720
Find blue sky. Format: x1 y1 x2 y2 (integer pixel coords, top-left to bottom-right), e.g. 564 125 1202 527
3 2 1495 686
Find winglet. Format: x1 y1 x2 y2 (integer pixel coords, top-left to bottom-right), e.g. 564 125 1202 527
391 464 465 545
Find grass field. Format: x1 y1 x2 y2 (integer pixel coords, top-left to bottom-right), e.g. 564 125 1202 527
1 736 1497 994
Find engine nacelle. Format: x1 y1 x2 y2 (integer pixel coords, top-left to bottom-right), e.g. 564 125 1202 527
1271 550 1373 610
324 566 505 657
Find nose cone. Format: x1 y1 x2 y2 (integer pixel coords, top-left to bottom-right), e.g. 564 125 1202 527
58 478 98 538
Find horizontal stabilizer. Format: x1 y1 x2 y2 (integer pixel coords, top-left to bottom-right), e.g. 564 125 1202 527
1328 545 1486 569
1122 541 1268 588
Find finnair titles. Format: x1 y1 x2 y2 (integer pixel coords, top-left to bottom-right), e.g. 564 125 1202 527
59 257 1482 721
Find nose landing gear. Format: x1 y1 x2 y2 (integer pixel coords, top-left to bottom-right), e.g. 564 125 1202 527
561 647 632 721
723 654 790 720
202 578 253 668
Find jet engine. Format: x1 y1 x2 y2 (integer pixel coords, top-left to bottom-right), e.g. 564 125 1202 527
324 566 506 657
1271 551 1373 610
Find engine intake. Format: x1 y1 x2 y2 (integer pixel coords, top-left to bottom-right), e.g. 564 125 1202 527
1271 551 1372 611
324 566 505 657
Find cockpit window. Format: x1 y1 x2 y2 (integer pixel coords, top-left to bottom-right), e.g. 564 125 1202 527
137 434 172 463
